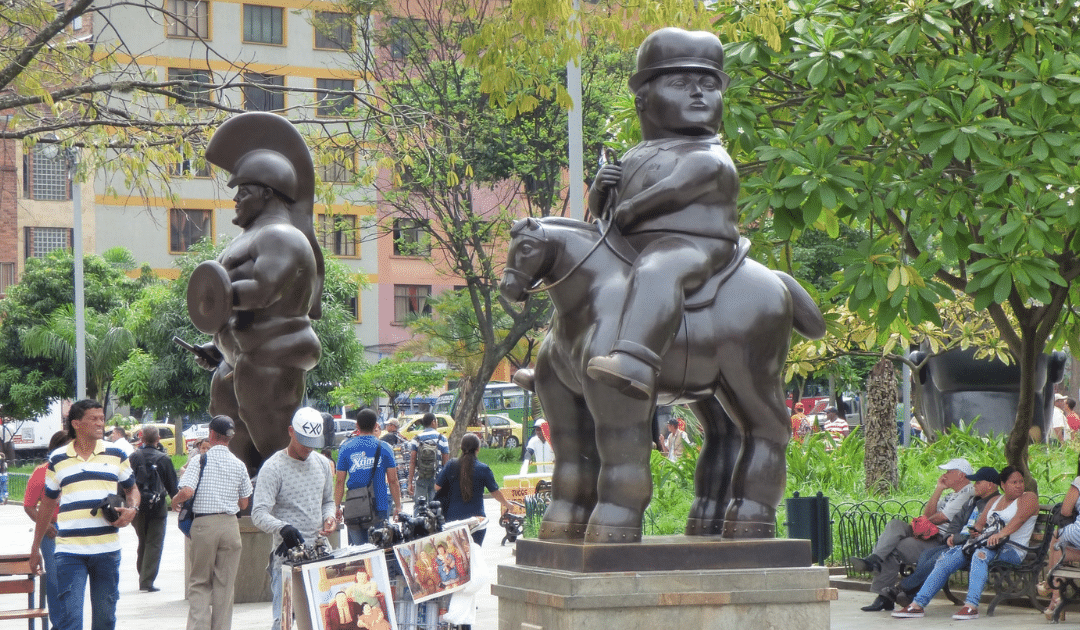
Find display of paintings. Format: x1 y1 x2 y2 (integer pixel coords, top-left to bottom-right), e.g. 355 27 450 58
391 524 472 604
280 565 293 630
298 550 397 630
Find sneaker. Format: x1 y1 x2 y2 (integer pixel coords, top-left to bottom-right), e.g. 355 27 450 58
952 606 978 620
892 604 925 618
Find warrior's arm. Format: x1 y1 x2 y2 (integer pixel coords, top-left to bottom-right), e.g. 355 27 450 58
615 152 736 228
232 227 314 310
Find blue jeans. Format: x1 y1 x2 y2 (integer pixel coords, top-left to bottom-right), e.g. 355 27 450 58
899 544 948 593
42 534 67 630
914 544 1024 608
55 550 121 630
346 510 388 545
415 478 436 502
268 552 284 630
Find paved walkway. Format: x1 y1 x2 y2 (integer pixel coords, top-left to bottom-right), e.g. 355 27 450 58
0 501 1056 629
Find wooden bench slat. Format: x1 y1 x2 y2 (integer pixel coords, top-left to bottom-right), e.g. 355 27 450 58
0 609 49 621
0 579 36 595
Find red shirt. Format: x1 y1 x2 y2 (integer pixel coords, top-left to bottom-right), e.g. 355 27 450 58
23 463 59 522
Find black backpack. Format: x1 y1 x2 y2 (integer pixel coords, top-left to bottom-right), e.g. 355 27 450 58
134 453 166 513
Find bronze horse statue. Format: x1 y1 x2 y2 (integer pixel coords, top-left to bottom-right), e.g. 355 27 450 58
499 216 826 543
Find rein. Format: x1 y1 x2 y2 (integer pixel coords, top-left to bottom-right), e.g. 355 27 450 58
522 220 614 294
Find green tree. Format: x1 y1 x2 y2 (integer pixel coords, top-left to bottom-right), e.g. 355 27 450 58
718 0 1080 479
330 355 447 416
0 248 146 418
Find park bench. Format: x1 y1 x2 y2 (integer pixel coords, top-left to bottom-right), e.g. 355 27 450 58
839 500 1057 615
0 553 49 630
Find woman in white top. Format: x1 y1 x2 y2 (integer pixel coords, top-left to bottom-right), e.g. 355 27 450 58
1040 465 1080 618
893 465 1039 621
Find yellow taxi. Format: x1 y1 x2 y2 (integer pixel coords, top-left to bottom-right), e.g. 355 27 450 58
397 413 455 440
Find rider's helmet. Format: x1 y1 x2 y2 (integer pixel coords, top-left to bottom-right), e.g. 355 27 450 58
225 149 299 203
628 27 730 92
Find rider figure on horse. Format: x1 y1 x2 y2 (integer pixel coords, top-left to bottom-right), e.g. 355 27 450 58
586 27 741 401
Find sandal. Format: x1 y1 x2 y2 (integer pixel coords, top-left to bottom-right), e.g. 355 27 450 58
1045 595 1065 621
1038 581 1053 598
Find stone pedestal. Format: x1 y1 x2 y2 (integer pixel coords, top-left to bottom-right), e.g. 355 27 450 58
493 538 836 630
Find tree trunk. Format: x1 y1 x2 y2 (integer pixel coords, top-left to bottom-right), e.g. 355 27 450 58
1006 333 1039 492
865 358 898 495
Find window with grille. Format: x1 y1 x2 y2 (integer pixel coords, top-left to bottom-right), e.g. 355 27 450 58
243 4 283 44
318 153 352 183
25 227 72 258
314 12 352 50
166 0 209 38
168 68 212 107
170 208 211 253
316 214 357 257
169 158 211 178
22 147 71 200
316 78 353 117
244 73 284 111
394 285 431 323
393 218 429 256
347 293 359 321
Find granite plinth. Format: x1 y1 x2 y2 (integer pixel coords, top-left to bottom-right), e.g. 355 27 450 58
515 536 812 572
494 560 835 630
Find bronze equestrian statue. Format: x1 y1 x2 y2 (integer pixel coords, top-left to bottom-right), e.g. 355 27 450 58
184 112 324 475
499 28 826 543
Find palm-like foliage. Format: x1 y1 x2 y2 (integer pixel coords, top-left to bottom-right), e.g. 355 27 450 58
21 304 135 403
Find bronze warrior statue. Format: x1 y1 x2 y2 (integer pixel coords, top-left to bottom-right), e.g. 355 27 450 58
185 112 324 475
500 28 826 542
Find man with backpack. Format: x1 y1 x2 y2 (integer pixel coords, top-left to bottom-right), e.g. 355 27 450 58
129 425 178 592
408 413 449 502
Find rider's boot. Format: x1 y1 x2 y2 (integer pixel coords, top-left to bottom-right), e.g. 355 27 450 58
586 341 661 401
512 368 535 392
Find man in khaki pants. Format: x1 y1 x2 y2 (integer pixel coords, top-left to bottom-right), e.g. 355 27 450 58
173 416 253 630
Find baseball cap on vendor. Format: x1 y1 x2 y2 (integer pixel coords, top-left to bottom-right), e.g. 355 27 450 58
1056 393 1068 401
938 457 973 476
209 415 235 438
291 407 324 449
966 466 1001 484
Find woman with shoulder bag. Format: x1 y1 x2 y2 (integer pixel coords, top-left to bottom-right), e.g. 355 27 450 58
1038 455 1080 619
893 465 1039 621
434 433 513 545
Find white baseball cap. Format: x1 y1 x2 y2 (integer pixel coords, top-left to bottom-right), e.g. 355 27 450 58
291 407 325 449
938 457 973 476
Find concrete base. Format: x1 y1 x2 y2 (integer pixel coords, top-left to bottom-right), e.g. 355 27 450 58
494 540 837 630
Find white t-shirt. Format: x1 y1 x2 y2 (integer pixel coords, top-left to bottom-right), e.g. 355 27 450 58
524 435 554 473
1053 407 1070 441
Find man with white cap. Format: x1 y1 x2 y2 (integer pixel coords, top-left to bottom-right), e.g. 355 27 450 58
522 419 554 474
252 407 337 630
848 457 975 611
1052 393 1069 442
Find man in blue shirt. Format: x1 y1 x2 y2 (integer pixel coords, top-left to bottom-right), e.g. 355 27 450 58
335 409 402 544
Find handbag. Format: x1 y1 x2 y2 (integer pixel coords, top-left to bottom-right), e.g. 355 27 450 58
962 513 1006 557
177 453 206 538
343 442 380 526
911 515 940 540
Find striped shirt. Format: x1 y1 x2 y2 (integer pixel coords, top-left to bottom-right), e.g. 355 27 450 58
178 444 252 515
44 440 135 555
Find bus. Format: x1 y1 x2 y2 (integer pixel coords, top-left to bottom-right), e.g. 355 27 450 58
433 382 534 427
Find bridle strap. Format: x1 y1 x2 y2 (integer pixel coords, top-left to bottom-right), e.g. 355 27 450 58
523 220 613 294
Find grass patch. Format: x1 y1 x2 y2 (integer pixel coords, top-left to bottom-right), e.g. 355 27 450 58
479 447 523 486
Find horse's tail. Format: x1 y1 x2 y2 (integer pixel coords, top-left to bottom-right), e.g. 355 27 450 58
774 271 826 340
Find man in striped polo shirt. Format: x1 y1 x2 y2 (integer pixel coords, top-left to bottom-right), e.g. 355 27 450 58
29 399 140 630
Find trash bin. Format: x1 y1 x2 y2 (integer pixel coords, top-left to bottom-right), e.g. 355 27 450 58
785 491 832 565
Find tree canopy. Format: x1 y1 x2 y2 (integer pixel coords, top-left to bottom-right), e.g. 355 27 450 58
717 0 1080 475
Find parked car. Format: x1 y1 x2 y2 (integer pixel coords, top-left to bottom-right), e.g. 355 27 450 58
478 413 523 448
333 419 358 447
132 423 182 455
398 413 455 440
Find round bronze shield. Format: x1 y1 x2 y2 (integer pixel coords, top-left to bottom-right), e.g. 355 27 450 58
187 260 232 334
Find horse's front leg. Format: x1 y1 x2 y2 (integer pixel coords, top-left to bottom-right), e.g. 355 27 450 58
582 379 655 543
685 397 739 536
535 359 598 540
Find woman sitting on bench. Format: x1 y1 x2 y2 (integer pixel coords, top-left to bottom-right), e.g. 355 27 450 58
892 466 1039 621
1038 459 1080 619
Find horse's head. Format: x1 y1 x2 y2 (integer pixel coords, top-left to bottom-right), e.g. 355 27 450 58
500 217 556 302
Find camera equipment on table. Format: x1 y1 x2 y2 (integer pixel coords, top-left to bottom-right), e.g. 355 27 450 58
367 495 446 549
499 511 524 546
282 536 334 566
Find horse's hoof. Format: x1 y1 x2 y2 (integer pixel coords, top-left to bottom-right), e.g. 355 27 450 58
584 524 642 544
685 518 724 536
586 353 655 400
722 521 776 539
538 520 587 540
